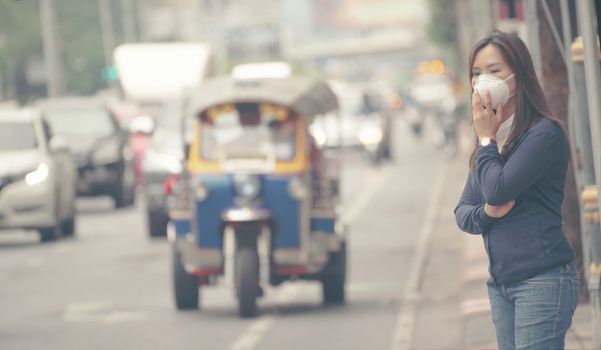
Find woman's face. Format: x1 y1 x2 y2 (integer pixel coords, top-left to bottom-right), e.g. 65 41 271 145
471 44 517 95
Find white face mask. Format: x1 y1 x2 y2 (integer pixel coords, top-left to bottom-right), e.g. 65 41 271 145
473 73 515 108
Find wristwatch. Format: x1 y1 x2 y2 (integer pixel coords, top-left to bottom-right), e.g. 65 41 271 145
480 137 497 147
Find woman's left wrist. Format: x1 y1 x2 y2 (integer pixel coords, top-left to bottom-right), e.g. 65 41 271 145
477 132 496 140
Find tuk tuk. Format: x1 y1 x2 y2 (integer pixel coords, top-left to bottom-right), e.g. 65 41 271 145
167 75 346 317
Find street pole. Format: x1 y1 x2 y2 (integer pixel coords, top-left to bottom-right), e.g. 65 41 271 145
0 34 5 101
524 0 543 78
98 0 116 88
39 0 65 97
575 1 601 348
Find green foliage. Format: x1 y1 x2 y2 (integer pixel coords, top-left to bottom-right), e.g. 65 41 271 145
426 0 462 74
0 1 108 97
426 0 458 47
55 0 105 94
0 1 43 90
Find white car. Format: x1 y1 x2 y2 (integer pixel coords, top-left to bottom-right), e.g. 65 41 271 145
0 109 77 242
311 82 393 164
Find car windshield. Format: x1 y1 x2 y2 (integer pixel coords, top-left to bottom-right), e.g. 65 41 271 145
44 107 116 139
0 121 38 151
200 103 296 162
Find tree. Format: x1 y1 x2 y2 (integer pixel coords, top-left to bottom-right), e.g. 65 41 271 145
426 0 461 72
0 1 116 100
0 1 43 100
55 0 106 95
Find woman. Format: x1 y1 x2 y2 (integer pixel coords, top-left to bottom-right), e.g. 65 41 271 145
454 30 579 350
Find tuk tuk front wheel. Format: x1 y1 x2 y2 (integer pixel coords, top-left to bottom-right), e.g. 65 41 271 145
235 247 260 318
172 248 200 310
321 242 347 304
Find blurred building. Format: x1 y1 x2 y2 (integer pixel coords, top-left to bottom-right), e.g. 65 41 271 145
453 0 527 73
137 0 282 70
135 0 430 82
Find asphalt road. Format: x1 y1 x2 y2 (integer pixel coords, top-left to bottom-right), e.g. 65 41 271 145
0 119 454 350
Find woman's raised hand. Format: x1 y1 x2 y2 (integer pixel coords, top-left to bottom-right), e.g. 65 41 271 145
472 90 502 140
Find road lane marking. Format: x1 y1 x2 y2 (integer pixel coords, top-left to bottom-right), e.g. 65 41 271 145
390 164 447 350
63 302 112 322
229 284 301 350
103 311 147 323
62 301 147 323
230 167 391 350
342 166 393 224
230 317 275 350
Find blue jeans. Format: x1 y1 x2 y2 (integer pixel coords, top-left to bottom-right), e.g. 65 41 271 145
487 261 580 350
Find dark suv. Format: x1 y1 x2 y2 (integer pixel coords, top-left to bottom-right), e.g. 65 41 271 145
38 98 136 208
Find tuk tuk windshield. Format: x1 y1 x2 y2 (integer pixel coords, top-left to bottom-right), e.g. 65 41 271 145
200 103 297 163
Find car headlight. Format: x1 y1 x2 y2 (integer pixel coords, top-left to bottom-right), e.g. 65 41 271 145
359 127 383 145
25 163 49 186
233 174 260 200
309 126 327 147
288 177 307 200
92 141 121 165
194 182 209 202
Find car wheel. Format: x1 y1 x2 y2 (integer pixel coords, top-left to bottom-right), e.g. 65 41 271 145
62 216 76 236
113 174 135 209
39 198 63 243
148 210 168 237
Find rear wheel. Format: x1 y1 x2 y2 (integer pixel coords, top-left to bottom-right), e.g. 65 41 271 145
39 225 62 242
172 248 199 310
321 242 347 304
62 216 76 236
235 247 260 317
147 210 168 237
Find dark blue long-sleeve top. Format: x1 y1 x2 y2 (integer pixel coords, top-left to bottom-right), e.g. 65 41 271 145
454 117 575 285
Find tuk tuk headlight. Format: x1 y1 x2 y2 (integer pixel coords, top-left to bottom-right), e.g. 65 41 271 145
195 183 209 201
288 177 307 200
233 174 261 200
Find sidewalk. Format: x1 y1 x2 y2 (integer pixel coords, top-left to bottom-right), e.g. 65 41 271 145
412 130 595 349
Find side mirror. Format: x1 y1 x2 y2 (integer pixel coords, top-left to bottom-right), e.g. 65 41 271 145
49 136 70 153
129 115 155 135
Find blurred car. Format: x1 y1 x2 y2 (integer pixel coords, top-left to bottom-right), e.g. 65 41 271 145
311 82 392 164
140 100 188 237
106 99 155 187
356 90 393 164
38 98 136 208
409 73 459 158
0 108 77 242
410 73 456 113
